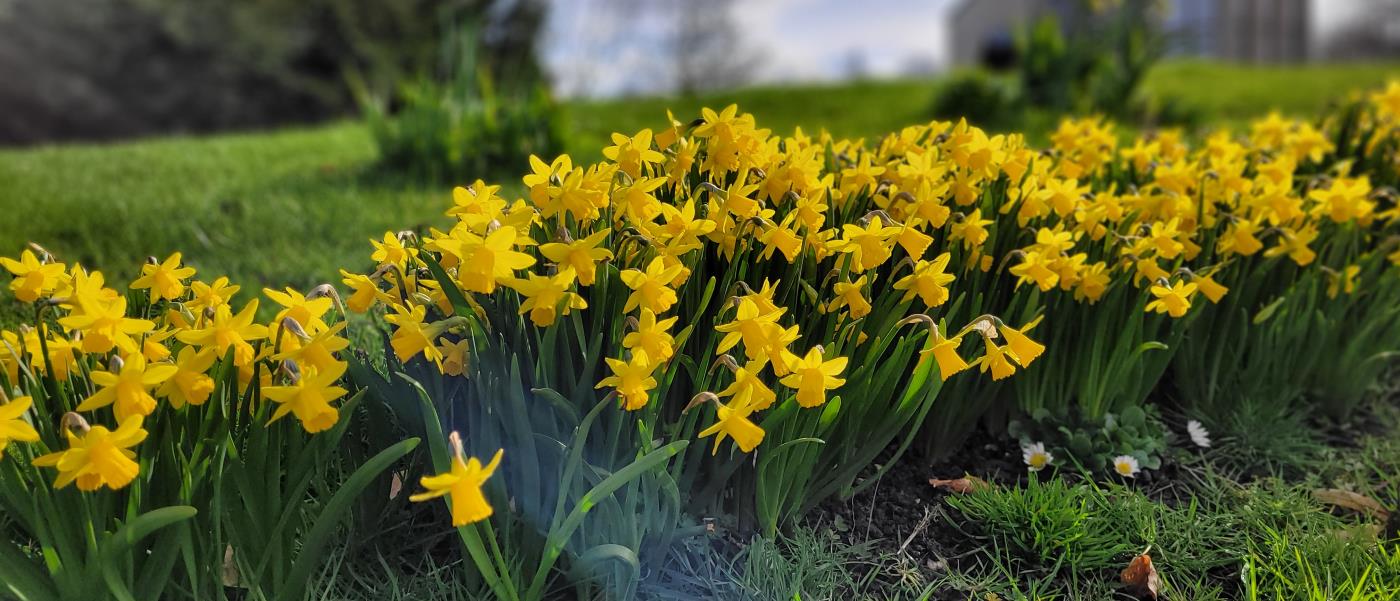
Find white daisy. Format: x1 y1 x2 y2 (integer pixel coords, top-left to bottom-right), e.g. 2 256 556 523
1022 442 1053 472
1113 455 1141 478
1186 419 1212 448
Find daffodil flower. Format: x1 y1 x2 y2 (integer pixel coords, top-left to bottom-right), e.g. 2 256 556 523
34 415 148 491
76 354 178 421
620 257 683 314
174 299 267 366
780 347 847 408
263 362 347 434
0 249 66 302
410 434 503 527
131 252 196 301
0 395 39 459
596 351 657 410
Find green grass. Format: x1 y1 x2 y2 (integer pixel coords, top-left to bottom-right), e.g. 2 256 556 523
1140 60 1399 124
1 60 1396 324
0 124 442 322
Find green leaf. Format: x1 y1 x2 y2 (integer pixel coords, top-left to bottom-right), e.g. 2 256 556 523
279 438 420 600
0 533 58 601
100 506 198 601
1120 406 1146 430
1253 296 1286 324
569 544 641 596
818 396 842 432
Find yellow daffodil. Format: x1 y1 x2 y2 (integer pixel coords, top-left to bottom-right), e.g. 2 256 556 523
717 359 777 411
596 351 657 410
623 309 677 365
188 276 241 313
273 321 349 373
1195 273 1229 303
340 270 387 313
539 230 613 286
998 317 1045 368
371 231 417 270
34 415 148 491
979 338 1018 381
1327 265 1361 298
759 221 803 263
1010 250 1060 292
76 354 179 421
893 253 956 307
438 338 470 377
447 180 507 220
157 347 218 409
827 276 872 318
1264 225 1318 266
780 347 848 408
263 361 347 433
1219 219 1264 256
1308 176 1374 223
620 257 683 314
715 298 783 358
131 252 196 301
410 434 503 526
175 300 268 366
57 294 153 355
385 303 446 367
0 395 39 459
949 209 992 250
0 249 66 302
603 129 666 179
504 272 587 327
698 390 766 454
831 220 900 272
1146 280 1197 318
456 226 536 295
264 287 334 335
920 329 970 381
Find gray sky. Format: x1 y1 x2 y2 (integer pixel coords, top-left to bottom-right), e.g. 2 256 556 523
541 0 1369 98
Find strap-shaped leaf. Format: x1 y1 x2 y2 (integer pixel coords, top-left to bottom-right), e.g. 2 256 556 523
99 506 198 601
279 438 420 600
0 534 57 601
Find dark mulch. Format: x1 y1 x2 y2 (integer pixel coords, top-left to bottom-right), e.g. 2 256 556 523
802 427 1026 599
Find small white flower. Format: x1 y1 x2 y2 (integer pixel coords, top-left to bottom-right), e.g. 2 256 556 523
1186 419 1212 448
1113 455 1141 478
1022 442 1053 472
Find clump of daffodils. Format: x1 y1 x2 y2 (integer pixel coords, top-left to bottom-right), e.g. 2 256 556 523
340 107 1051 464
0 247 355 491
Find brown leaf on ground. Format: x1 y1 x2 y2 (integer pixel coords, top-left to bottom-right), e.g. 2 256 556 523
389 472 403 500
223 545 242 588
928 475 991 494
1120 550 1160 600
1333 523 1383 544
1313 488 1392 521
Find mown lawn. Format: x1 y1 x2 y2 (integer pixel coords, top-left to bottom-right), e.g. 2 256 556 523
1 60 1395 324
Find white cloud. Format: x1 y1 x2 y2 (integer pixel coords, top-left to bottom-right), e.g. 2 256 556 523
542 0 958 97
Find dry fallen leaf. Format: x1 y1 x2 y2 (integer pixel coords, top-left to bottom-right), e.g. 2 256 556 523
928 475 991 494
1333 523 1383 544
1313 488 1391 521
222 545 242 588
1120 549 1160 600
389 471 403 500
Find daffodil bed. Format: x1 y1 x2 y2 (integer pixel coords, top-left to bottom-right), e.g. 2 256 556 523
3 81 1400 600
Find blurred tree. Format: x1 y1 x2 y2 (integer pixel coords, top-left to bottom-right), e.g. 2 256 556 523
0 0 548 144
671 0 759 95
